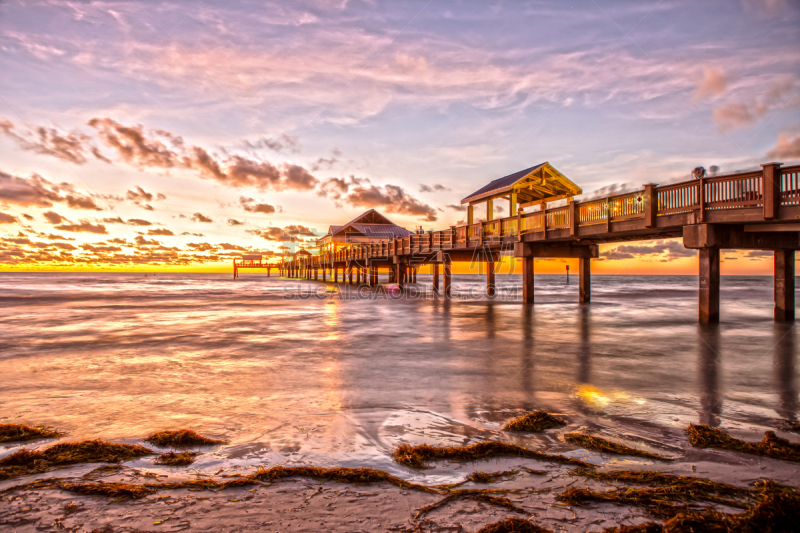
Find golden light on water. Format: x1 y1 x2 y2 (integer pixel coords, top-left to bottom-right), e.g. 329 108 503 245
576 384 647 409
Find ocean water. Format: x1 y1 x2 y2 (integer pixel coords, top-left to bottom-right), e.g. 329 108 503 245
0 272 797 483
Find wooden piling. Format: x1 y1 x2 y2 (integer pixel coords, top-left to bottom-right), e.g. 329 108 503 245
699 248 720 323
433 263 440 293
443 260 452 297
486 258 496 297
775 250 795 321
521 256 534 303
579 258 590 303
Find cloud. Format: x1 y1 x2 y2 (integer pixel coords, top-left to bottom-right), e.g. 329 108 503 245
89 118 318 192
43 211 66 224
0 118 101 164
181 232 204 236
767 128 800 159
54 221 108 234
190 212 213 223
134 236 160 246
219 242 248 251
0 170 104 210
712 76 796 131
127 218 152 226
239 197 277 214
0 213 17 224
695 66 727 99
604 240 696 261
345 183 438 221
446 204 467 212
227 218 245 226
246 224 317 242
420 183 450 193
0 171 64 207
318 175 437 221
126 185 166 210
243 133 300 154
145 228 174 236
89 118 178 168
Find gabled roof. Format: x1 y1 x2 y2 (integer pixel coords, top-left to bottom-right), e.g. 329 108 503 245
461 162 582 205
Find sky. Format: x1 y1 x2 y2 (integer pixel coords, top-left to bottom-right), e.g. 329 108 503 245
0 0 799 274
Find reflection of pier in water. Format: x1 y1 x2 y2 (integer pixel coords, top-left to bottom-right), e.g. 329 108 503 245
698 322 798 426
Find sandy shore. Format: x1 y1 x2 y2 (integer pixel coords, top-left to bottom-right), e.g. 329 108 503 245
5 450 800 533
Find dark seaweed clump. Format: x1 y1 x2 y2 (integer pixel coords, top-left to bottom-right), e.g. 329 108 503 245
558 476 799 531
55 465 442 501
477 518 553 533
144 430 226 447
467 470 518 484
392 441 590 469
154 451 199 466
58 481 157 501
564 432 671 461
502 411 566 432
602 487 800 532
0 440 154 480
571 468 752 501
686 424 800 462
415 489 527 519
0 424 62 443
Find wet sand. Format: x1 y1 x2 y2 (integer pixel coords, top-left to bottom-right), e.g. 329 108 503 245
1 273 798 531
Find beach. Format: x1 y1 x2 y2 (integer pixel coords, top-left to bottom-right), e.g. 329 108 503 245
1 272 798 531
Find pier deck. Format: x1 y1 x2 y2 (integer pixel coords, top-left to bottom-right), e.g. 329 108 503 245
269 162 799 322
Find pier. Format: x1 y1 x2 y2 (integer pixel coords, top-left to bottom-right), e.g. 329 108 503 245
255 162 798 323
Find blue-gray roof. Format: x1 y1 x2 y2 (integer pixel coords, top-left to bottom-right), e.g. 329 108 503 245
462 163 546 203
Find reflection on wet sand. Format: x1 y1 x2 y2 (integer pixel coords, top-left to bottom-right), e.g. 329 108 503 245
698 323 722 427
775 322 798 423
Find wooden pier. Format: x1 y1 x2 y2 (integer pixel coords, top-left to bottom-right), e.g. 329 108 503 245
233 255 279 279
252 162 799 323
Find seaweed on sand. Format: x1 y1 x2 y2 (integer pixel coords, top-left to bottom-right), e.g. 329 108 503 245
557 477 799 524
467 470 519 484
253 465 439 493
58 481 157 501
54 465 441 500
0 424 62 443
144 430 226 447
557 485 738 519
414 489 528 519
502 411 566 432
686 424 800 462
392 441 591 469
0 440 154 480
570 468 753 501
154 451 199 466
477 518 553 533
564 433 671 461
602 488 800 533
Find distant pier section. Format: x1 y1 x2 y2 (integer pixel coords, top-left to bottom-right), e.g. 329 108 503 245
240 161 799 323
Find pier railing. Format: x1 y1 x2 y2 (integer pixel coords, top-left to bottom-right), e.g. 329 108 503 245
287 164 799 269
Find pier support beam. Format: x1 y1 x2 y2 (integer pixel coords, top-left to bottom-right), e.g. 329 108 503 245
521 256 534 303
443 260 452 298
699 248 720 323
486 258 496 297
397 263 405 290
370 266 378 286
775 250 795 321
348 265 354 285
322 268 327 282
433 263 440 293
579 258 591 303
412 268 417 284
